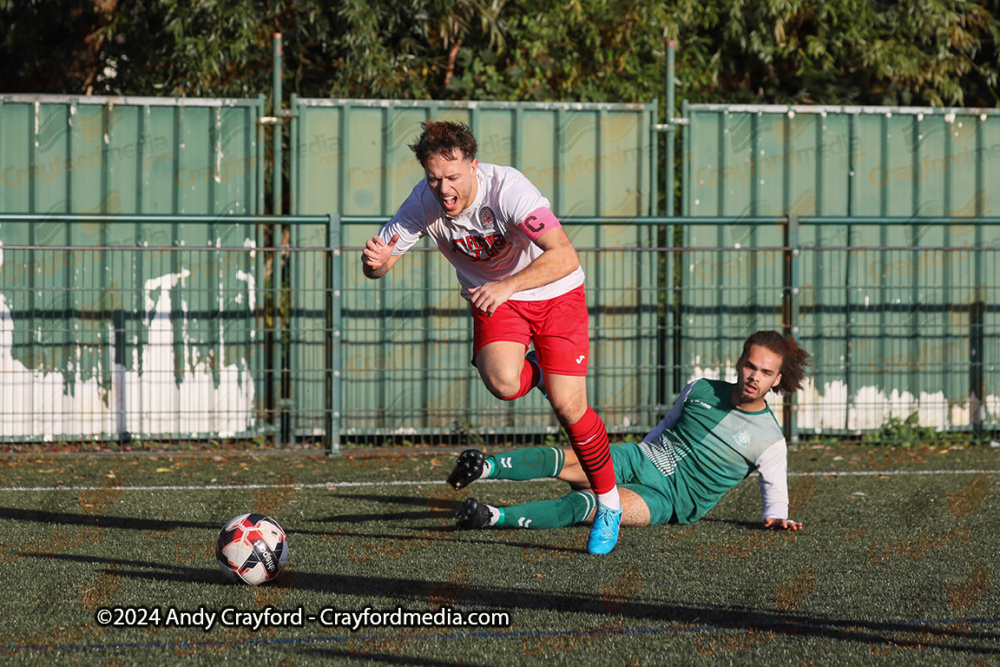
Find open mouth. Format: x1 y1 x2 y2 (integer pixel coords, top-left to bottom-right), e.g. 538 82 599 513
442 195 458 209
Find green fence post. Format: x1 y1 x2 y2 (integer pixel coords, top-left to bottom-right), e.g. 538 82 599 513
664 41 677 404
973 116 987 439
784 214 801 446
665 40 675 218
328 213 342 455
272 33 283 217
289 93 298 216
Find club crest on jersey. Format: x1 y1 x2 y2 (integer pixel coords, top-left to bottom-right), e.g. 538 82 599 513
735 429 751 446
479 206 497 229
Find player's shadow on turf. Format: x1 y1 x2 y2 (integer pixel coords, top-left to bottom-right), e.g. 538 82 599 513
328 492 444 508
300 647 467 666
313 492 458 524
0 506 217 531
31 554 1000 653
699 517 763 530
259 571 1000 653
35 553 228 585
289 525 583 556
314 511 434 524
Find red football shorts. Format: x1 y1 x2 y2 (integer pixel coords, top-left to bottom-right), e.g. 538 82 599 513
471 286 590 376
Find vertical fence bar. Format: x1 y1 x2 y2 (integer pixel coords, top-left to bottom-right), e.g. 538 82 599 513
877 113 889 435
845 113 857 433
909 115 922 408
663 41 676 406
272 34 283 218
665 40 675 218
256 98 268 444
272 34 288 446
784 214 800 445
676 100 690 394
257 95 266 216
973 118 987 431
328 213 342 454
289 94 298 216
592 110 605 415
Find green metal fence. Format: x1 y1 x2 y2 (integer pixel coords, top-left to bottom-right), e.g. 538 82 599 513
0 213 335 450
288 97 661 439
2 89 999 450
1 213 996 450
335 215 998 449
334 216 664 448
0 94 265 216
672 216 998 446
681 104 1000 446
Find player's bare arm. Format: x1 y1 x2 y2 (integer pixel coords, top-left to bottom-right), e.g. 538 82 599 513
361 233 401 279
468 225 580 314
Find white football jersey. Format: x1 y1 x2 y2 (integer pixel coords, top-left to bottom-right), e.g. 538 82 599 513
377 163 585 301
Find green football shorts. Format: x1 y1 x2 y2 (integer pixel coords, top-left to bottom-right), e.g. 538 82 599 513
610 442 677 526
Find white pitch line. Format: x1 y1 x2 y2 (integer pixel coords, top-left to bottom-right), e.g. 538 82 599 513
0 469 998 492
0 480 449 492
788 469 1000 477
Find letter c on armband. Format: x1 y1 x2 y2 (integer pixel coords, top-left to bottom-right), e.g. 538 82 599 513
518 207 561 243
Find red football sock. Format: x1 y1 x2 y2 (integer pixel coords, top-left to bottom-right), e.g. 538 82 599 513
499 358 540 401
564 407 616 495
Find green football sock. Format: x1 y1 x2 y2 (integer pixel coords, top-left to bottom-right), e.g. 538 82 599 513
486 447 565 481
496 490 595 529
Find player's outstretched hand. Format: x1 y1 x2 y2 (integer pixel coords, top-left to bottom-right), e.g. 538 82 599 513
764 517 803 531
362 234 399 272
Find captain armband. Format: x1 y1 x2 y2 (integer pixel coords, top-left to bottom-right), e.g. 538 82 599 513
516 207 561 242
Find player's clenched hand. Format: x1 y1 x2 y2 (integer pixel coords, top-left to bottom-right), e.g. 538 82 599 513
764 517 803 531
468 282 516 316
362 234 399 271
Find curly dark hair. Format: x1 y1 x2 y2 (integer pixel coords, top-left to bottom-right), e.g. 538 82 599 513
741 330 811 395
409 121 478 166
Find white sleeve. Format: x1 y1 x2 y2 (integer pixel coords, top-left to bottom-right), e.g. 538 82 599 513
496 167 550 226
642 380 698 444
756 439 789 521
381 186 429 255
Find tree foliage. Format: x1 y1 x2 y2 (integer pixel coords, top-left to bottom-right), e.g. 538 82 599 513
2 0 999 107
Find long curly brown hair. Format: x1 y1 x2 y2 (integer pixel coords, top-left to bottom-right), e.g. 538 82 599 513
742 330 811 395
409 121 478 166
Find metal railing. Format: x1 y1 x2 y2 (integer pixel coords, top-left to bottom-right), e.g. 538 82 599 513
1 214 997 451
0 213 337 452
336 214 999 449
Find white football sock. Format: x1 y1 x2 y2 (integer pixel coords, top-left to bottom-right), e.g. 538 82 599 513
482 459 493 478
487 505 501 526
596 487 621 511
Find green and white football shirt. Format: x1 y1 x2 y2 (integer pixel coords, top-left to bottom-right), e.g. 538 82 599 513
637 378 789 524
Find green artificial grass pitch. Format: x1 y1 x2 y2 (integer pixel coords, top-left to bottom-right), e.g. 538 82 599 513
0 445 997 665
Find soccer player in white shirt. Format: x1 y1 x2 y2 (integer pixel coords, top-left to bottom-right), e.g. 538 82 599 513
361 121 622 554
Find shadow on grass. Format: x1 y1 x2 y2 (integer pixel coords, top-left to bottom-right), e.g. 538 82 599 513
699 517 763 530
33 552 1000 656
0 506 217 531
298 647 473 667
306 492 456 524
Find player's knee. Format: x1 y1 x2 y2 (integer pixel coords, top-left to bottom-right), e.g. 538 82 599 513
480 370 521 400
544 383 588 424
549 397 587 426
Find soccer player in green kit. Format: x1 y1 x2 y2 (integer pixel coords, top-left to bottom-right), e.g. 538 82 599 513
447 330 809 536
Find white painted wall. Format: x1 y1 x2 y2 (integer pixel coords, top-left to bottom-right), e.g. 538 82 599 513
1 237 256 440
